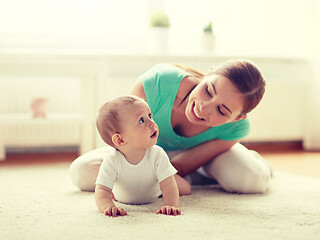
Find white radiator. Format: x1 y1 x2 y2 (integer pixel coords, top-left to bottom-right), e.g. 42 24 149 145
0 114 82 146
0 76 84 159
0 76 81 114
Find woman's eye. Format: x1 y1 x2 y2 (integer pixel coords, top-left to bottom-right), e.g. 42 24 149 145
139 117 145 123
206 87 212 97
217 106 225 116
148 113 152 119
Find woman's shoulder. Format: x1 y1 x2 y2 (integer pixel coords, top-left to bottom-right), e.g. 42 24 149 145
140 63 192 94
147 63 192 79
176 76 200 100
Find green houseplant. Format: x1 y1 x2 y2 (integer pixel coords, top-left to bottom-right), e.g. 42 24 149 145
201 21 216 52
148 12 171 53
203 21 213 33
150 12 170 28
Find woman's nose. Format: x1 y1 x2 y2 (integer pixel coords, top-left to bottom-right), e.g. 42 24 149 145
200 101 211 112
200 100 216 117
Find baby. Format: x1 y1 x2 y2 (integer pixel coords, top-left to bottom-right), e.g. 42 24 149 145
95 95 181 217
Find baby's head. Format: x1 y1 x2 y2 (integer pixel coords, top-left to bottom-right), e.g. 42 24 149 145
96 95 158 150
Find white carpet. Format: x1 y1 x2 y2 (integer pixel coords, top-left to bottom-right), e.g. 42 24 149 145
1 162 320 240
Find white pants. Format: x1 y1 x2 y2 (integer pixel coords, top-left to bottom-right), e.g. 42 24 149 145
69 143 272 193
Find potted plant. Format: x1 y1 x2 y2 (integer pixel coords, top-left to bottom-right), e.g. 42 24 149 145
201 21 216 52
150 12 170 28
148 12 171 53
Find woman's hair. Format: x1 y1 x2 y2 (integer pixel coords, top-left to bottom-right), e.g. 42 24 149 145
174 59 265 117
96 95 139 148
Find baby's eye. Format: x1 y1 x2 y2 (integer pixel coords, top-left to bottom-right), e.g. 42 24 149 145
148 113 152 119
139 117 145 123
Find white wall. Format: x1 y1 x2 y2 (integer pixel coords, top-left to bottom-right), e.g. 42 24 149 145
304 0 320 150
0 52 310 152
0 0 318 150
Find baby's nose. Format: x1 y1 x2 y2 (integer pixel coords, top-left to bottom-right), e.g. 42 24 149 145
149 120 157 129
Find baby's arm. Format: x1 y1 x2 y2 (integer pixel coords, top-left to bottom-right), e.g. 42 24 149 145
157 175 181 216
95 184 127 217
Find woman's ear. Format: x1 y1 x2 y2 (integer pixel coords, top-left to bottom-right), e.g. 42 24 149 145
235 114 247 121
112 133 125 147
208 65 215 72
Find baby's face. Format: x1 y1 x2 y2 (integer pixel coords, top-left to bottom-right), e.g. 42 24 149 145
119 100 158 149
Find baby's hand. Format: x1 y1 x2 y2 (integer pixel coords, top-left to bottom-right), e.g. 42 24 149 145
156 206 181 216
104 206 127 217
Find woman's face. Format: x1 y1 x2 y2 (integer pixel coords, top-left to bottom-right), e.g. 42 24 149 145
185 74 246 127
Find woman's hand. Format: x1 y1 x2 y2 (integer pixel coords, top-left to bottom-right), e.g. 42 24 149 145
156 206 181 216
104 206 127 217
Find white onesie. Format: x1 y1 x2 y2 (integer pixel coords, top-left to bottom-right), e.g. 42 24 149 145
95 145 177 204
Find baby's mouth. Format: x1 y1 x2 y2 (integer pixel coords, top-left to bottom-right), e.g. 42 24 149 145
192 102 205 121
150 130 158 138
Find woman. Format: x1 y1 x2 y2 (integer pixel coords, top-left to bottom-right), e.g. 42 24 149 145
70 59 272 194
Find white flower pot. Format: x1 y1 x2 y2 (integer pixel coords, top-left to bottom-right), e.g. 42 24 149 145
147 27 169 54
201 32 216 52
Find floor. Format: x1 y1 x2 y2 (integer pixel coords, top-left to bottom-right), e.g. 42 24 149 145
1 144 319 179
261 151 320 179
245 142 320 179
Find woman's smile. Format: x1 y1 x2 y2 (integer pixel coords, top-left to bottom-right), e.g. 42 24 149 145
191 102 206 121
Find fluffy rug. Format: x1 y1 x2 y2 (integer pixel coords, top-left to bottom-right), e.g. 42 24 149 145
1 162 319 240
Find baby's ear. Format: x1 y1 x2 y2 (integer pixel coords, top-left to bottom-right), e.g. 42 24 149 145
112 133 125 147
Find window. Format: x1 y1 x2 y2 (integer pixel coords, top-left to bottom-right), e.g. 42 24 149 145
164 0 308 57
0 0 309 57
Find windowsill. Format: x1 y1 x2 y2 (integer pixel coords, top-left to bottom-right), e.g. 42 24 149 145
0 48 308 63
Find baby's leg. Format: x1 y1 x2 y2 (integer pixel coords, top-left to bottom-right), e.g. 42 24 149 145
174 174 191 195
69 146 113 191
203 143 272 194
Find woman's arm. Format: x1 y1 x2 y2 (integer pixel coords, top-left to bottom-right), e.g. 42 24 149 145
171 139 239 176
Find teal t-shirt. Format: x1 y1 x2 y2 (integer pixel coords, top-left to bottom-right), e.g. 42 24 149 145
140 63 250 151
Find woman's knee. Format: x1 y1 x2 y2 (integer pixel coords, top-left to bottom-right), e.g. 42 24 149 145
203 143 272 194
69 147 110 191
221 164 270 193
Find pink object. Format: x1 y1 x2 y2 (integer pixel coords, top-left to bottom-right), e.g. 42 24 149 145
31 98 48 118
